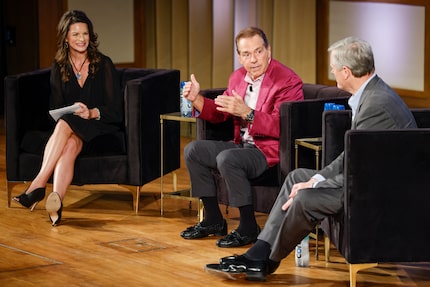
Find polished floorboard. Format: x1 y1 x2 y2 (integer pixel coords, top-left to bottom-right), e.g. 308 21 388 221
1 128 429 286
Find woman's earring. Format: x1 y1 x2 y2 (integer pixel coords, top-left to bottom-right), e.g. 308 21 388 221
65 42 68 49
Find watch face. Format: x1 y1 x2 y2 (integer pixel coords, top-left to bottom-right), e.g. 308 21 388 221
246 110 254 121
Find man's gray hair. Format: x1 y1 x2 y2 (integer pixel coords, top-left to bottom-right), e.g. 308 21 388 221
328 36 375 77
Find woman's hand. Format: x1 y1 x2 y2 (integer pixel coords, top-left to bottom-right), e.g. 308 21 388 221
74 102 91 119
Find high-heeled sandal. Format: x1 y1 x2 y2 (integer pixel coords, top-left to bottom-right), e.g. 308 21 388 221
45 192 63 226
12 187 46 211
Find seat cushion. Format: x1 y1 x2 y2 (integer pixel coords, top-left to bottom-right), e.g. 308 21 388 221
20 130 51 155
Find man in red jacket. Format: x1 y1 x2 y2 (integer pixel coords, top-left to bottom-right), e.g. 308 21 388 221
180 27 303 248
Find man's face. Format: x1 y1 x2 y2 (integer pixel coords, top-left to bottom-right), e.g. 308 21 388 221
237 35 271 80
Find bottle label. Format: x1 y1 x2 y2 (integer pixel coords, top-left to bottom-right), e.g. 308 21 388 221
295 235 310 267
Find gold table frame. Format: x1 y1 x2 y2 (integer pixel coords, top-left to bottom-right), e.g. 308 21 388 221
160 112 202 219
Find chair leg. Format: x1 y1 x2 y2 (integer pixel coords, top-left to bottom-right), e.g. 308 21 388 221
349 263 378 287
119 184 141 214
324 235 331 262
309 225 319 260
134 186 141 213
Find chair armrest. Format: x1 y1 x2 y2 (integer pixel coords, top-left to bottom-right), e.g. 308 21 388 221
321 110 352 167
124 69 180 185
4 68 52 181
411 108 430 128
303 83 352 99
196 88 233 141
343 128 430 263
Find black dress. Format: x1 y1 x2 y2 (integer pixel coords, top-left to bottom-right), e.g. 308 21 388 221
49 54 123 143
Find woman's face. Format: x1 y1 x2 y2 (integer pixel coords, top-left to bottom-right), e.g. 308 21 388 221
66 22 89 53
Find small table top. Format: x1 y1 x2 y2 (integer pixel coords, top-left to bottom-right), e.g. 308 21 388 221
295 137 322 151
160 112 197 123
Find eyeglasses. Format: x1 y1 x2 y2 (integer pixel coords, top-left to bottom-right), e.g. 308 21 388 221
239 47 267 61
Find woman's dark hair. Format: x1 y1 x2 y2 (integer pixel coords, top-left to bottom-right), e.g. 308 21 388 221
55 10 101 82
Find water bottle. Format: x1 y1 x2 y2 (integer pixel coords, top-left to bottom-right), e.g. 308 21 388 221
324 102 335 111
324 102 345 111
295 235 310 267
180 81 192 117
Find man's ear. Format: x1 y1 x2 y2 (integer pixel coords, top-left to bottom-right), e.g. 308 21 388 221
342 66 351 80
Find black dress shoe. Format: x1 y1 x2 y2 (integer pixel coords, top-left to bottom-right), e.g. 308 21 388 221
205 255 268 281
216 226 260 248
180 220 227 239
220 254 280 274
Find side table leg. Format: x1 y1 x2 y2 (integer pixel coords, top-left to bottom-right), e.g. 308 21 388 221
295 143 299 168
315 150 320 170
160 118 164 216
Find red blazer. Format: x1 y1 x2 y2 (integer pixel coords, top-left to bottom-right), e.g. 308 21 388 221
197 59 303 166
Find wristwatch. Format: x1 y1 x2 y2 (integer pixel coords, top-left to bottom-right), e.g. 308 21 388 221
245 109 255 122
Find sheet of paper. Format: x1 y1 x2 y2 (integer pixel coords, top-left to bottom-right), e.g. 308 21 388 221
49 103 81 121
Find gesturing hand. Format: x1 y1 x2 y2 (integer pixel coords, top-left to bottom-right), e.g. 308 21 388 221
214 90 250 117
183 74 200 103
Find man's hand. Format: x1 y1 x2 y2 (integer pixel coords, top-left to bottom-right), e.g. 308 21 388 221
183 74 204 111
183 74 200 102
214 90 251 118
281 178 316 211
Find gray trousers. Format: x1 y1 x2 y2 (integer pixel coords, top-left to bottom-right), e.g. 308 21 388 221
184 140 268 207
257 168 344 262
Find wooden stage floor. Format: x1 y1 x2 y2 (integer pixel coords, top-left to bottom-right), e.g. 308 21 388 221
0 131 429 286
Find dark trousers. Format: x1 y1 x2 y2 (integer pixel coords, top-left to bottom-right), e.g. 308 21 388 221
184 140 268 207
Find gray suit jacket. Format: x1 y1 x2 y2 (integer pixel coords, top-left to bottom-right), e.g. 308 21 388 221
316 75 417 188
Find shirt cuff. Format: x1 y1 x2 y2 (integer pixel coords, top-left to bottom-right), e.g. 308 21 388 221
94 108 101 120
311 174 325 188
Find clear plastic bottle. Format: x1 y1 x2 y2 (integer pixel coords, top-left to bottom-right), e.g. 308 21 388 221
295 235 310 267
180 81 192 117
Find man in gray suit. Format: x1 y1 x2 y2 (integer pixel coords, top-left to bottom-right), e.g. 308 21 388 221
205 36 417 281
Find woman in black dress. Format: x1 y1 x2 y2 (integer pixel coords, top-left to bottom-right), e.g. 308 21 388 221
13 10 123 226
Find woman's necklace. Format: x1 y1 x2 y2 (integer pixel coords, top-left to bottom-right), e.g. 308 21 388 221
70 55 87 80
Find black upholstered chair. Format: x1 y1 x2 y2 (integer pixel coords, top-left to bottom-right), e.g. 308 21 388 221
321 108 430 287
197 84 351 213
4 67 181 213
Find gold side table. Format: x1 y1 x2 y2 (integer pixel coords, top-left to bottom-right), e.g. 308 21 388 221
294 137 323 260
160 112 202 219
295 137 323 170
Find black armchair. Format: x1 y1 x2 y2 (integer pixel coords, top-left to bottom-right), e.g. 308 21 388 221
280 84 351 178
197 84 351 213
321 108 430 287
4 67 181 213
